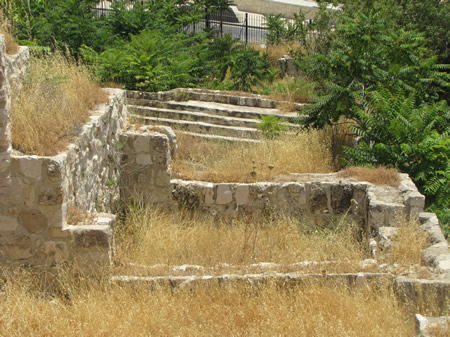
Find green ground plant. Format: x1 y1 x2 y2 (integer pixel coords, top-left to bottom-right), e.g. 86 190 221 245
257 115 289 139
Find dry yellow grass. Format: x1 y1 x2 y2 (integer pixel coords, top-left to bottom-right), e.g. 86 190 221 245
114 205 366 271
0 268 414 337
10 52 108 156
0 11 19 54
388 223 429 266
172 131 335 182
337 166 401 186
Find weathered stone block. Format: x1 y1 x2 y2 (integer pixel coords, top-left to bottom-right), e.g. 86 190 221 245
309 184 328 214
235 185 249 206
204 183 215 204
0 215 19 231
38 187 63 205
330 184 352 213
19 157 42 180
47 160 63 182
284 182 306 205
216 184 233 205
0 235 33 260
43 241 69 264
19 210 48 233
70 224 112 248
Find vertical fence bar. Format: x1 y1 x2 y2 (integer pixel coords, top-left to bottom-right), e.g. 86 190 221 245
245 13 248 45
205 9 210 31
220 10 223 37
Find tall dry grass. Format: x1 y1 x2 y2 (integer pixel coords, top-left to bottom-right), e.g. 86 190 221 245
0 10 19 54
172 130 336 182
10 52 108 156
114 205 366 271
387 223 429 266
0 268 414 337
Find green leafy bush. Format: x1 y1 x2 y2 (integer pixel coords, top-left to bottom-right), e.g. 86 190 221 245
298 11 449 128
343 86 449 221
257 115 289 139
83 31 212 91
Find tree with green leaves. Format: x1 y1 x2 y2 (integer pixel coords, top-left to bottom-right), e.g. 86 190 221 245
298 11 449 128
343 86 449 234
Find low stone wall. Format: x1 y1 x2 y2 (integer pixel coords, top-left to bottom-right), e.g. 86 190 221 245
170 173 424 232
127 88 306 111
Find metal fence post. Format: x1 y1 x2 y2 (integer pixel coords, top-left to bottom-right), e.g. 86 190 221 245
245 13 248 45
220 10 223 37
205 9 210 31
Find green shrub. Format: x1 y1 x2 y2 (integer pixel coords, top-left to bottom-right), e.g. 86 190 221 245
298 11 449 129
257 115 289 139
343 86 449 227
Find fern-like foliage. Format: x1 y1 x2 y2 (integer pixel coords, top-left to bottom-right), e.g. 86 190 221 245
344 86 449 210
299 10 449 129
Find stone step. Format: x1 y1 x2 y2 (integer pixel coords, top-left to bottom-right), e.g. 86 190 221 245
130 114 261 139
177 131 262 144
128 105 261 129
112 272 392 290
127 98 297 122
126 89 307 111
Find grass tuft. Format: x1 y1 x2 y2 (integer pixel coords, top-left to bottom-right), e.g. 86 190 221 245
264 76 317 104
10 51 108 156
337 166 400 186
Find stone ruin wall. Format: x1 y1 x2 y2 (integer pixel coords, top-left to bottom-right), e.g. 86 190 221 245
0 36 126 268
0 36 177 269
0 36 448 289
0 37 448 321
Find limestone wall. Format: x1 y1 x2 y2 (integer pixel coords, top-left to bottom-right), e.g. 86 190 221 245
0 36 124 268
0 36 12 219
120 125 175 204
2 89 126 267
170 173 425 233
61 88 127 213
6 46 29 90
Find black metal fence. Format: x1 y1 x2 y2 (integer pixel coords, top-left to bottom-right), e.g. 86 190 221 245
93 1 272 44
186 10 269 45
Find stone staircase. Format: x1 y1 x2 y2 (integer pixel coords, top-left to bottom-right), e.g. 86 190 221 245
126 89 304 142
